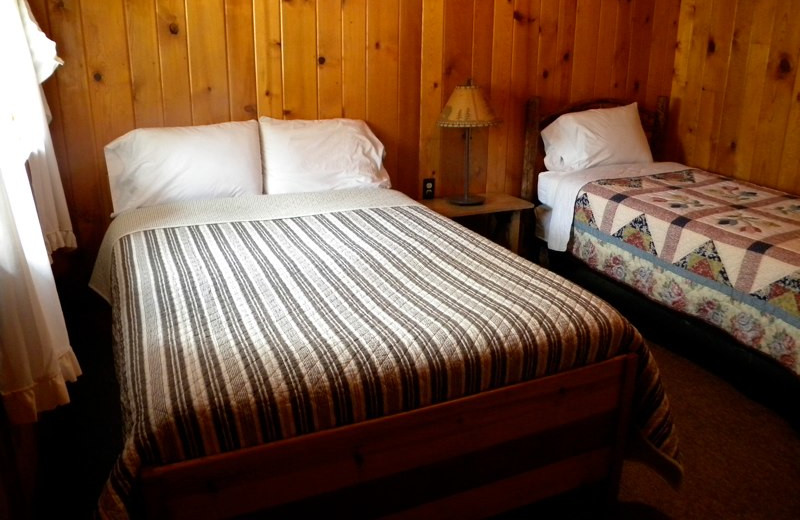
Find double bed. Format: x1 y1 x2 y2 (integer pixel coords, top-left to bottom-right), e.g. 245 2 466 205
89 188 680 518
90 115 681 518
528 97 800 425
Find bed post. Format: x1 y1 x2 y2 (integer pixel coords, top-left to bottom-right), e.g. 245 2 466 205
521 97 541 202
653 96 669 161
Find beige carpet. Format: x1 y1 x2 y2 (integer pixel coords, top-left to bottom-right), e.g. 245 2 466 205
617 343 800 519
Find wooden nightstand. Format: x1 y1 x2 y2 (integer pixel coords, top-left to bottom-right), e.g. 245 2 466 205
420 193 534 254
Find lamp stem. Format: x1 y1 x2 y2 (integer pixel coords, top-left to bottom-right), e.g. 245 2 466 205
447 126 484 205
463 127 471 201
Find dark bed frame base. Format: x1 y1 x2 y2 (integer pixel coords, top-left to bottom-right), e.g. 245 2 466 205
546 251 800 431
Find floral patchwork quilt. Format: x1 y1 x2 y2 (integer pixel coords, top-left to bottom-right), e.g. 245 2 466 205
570 168 800 376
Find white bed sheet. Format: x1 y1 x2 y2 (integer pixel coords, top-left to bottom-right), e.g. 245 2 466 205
539 162 686 252
536 170 568 208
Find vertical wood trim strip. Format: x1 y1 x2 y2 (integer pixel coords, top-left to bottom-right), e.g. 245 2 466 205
486 0 515 194
47 0 103 254
80 0 136 246
186 0 230 124
418 0 445 190
750 1 800 188
712 0 759 174
727 0 777 182
625 0 655 104
254 0 284 119
554 0 578 107
777 71 800 193
155 0 193 126
571 0 602 102
692 0 736 169
536 0 560 113
593 0 619 99
469 0 495 194
366 0 400 177
505 0 540 198
280 0 318 119
125 0 165 128
317 0 344 119
342 0 367 120
674 0 713 167
396 0 423 197
610 0 632 99
645 0 680 108
224 0 257 121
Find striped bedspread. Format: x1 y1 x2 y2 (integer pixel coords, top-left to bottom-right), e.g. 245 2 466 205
90 188 680 518
571 168 800 376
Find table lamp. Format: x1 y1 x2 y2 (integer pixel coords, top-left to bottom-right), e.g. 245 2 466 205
437 79 500 205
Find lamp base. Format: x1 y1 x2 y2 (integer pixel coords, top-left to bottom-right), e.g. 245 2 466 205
447 194 485 206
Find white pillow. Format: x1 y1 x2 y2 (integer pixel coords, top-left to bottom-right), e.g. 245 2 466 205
105 120 262 216
541 102 653 172
259 117 391 194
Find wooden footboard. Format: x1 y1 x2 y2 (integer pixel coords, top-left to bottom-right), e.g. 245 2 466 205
141 353 638 519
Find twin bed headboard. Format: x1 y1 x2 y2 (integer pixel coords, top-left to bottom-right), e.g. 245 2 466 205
521 96 669 202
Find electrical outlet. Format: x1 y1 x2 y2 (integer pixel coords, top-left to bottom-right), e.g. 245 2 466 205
422 178 435 199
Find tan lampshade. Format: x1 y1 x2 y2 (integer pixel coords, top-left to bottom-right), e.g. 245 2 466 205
438 83 500 128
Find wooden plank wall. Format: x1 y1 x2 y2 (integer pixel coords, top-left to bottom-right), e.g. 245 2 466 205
29 0 679 268
669 0 800 194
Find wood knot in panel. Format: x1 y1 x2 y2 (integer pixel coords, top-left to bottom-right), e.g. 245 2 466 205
542 70 549 79
317 56 326 65
778 55 792 76
707 38 715 55
93 72 103 82
562 51 570 62
169 23 180 35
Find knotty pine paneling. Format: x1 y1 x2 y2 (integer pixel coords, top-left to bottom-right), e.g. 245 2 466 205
669 0 800 195
35 0 678 270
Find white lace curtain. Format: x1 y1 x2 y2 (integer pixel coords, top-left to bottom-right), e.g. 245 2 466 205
0 0 81 424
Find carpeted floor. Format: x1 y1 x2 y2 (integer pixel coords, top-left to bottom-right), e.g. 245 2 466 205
616 343 800 520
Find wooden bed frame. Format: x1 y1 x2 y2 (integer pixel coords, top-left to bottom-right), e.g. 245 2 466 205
141 354 638 518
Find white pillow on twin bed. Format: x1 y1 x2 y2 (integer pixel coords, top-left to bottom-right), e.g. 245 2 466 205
259 117 391 195
541 102 653 172
105 120 262 216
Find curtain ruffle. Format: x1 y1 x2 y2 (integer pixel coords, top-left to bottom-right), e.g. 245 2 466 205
1 349 81 424
44 229 77 254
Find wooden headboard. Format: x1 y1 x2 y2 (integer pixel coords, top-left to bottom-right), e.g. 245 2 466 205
521 97 669 202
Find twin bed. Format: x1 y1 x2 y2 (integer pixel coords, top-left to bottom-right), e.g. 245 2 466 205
89 112 683 518
529 98 800 423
